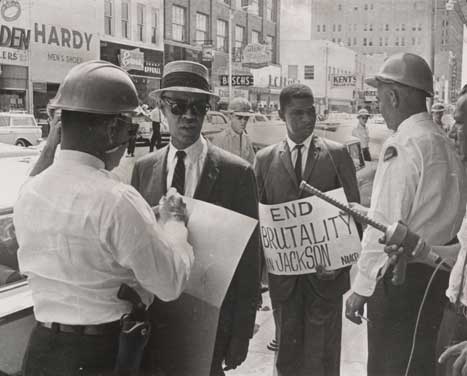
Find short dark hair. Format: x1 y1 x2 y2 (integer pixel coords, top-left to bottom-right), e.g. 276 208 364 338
61 110 116 129
279 84 314 110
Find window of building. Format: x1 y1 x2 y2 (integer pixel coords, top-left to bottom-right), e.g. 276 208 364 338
369 38 373 46
288 65 298 80
417 37 421 45
266 0 274 21
121 1 129 38
353 37 357 45
252 30 260 44
235 25 245 50
304 65 314 80
338 24 342 32
338 4 342 11
249 0 259 15
332 38 336 43
395 24 399 31
323 24 326 32
364 24 367 31
364 3 368 10
104 0 113 35
395 37 399 46
217 19 227 52
348 37 351 46
337 37 341 44
195 12 208 44
418 24 422 31
401 36 405 46
385 24 389 31
412 25 416 31
333 24 336 32
266 35 275 63
151 8 158 44
363 37 367 46
379 37 383 46
412 37 416 45
369 24 373 31
370 3 374 10
401 23 405 31
385 36 388 46
137 3 145 41
172 5 186 42
354 6 358 11
317 25 321 32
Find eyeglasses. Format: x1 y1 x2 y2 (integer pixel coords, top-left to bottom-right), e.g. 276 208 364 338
161 96 210 116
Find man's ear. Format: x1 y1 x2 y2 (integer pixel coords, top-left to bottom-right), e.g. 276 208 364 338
388 88 399 108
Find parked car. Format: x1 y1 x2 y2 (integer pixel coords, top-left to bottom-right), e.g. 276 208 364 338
0 112 42 147
34 108 50 138
0 145 37 375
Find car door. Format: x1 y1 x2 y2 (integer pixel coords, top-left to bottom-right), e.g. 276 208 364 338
0 115 13 145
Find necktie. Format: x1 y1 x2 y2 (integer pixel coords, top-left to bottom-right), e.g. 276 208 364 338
171 150 186 195
294 144 304 182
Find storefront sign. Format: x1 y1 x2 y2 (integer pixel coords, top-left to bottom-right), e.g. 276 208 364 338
259 189 361 275
214 87 248 101
242 43 270 68
332 75 357 87
0 46 28 65
219 74 254 86
364 90 377 101
119 48 144 71
202 44 213 62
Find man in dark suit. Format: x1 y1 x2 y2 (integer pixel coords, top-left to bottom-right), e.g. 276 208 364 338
131 60 260 376
254 84 360 376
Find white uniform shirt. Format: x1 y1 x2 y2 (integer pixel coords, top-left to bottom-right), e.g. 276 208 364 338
166 136 208 198
352 123 370 148
14 150 194 325
286 133 314 176
447 215 467 306
353 112 467 297
211 126 255 164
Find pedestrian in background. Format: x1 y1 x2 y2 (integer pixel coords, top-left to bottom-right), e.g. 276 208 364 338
346 52 467 376
149 106 162 152
449 85 467 162
432 103 449 132
254 83 360 376
14 60 194 376
211 97 256 164
352 108 371 161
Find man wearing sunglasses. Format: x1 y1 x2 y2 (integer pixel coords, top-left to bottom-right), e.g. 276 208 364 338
131 61 260 376
211 97 256 164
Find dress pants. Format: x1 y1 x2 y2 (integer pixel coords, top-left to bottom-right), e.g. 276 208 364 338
272 276 342 376
367 263 449 376
22 324 119 376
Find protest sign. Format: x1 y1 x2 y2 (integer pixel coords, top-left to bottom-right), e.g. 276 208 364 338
150 198 257 376
259 188 361 275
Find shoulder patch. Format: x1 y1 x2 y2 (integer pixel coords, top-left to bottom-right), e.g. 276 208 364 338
383 146 398 161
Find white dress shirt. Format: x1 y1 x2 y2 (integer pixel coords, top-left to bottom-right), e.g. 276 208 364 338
286 134 314 176
352 123 370 148
14 150 194 325
167 136 208 198
353 112 467 297
447 215 467 306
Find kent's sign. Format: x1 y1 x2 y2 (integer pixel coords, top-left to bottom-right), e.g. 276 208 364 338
219 74 254 86
331 75 357 87
0 22 93 51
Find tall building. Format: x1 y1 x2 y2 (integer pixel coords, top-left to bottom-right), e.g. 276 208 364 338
163 0 281 106
309 0 466 103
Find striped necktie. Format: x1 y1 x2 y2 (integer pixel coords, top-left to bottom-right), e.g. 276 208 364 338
171 150 186 195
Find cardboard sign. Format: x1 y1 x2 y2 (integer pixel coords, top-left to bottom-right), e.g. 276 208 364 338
259 188 361 275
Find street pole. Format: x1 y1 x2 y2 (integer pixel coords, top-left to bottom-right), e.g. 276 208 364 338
228 9 233 103
324 42 329 113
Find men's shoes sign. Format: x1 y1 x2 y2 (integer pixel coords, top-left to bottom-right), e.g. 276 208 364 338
219 75 254 86
258 188 362 275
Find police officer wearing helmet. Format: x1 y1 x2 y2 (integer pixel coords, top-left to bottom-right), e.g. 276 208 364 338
432 102 448 132
14 60 195 375
345 52 467 376
211 97 256 164
352 108 371 161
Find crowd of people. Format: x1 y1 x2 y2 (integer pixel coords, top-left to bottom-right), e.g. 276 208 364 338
11 51 467 376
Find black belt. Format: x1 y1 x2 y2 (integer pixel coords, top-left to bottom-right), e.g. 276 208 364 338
37 320 120 336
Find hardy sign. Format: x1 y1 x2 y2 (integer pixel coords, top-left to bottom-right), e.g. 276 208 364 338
219 75 254 86
332 75 357 87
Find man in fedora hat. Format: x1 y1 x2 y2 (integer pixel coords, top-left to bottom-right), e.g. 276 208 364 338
352 108 371 161
212 97 256 164
131 60 260 376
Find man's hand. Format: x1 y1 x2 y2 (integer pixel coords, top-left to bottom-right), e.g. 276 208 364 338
158 188 188 225
316 264 339 280
345 292 369 324
223 336 250 371
439 341 467 376
349 202 369 217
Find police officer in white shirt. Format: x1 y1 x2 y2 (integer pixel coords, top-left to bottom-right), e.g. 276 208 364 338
14 61 194 376
345 53 467 376
352 108 371 161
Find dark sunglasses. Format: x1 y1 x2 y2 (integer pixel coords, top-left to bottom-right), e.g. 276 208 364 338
161 96 210 116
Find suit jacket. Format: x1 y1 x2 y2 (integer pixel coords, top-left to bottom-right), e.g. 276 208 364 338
254 136 361 303
131 142 260 340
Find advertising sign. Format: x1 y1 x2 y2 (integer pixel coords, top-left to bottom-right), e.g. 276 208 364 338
332 75 357 87
202 44 213 62
242 43 270 68
259 188 361 275
219 74 254 86
119 48 144 71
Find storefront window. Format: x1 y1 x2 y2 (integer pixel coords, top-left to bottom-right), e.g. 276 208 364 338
172 5 187 42
137 3 145 42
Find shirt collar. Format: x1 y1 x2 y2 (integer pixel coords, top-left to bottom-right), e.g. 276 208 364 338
286 133 313 152
56 150 105 170
168 136 206 162
397 112 432 134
